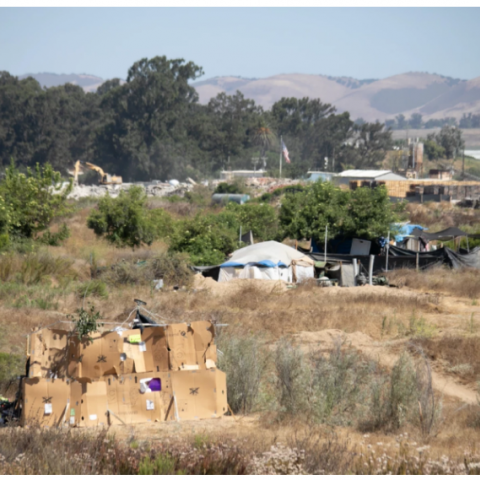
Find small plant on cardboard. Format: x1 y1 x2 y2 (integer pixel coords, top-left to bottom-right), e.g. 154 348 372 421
68 304 103 340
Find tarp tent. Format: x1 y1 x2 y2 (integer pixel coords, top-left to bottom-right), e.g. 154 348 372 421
219 241 315 283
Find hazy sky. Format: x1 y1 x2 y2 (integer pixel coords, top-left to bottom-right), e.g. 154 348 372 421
1 8 479 81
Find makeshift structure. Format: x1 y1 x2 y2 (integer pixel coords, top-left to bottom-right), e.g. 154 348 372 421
20 319 228 428
218 241 315 283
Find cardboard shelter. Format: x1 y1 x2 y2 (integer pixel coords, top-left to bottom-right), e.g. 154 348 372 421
21 321 228 427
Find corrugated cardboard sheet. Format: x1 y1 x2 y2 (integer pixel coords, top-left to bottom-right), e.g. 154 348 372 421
22 321 225 427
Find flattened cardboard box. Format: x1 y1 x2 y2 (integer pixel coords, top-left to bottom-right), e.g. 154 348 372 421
170 369 228 421
68 331 122 379
70 380 109 427
192 321 217 369
21 377 71 427
166 323 197 370
105 372 171 425
28 329 70 378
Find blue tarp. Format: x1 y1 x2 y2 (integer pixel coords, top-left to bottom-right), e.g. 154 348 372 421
394 224 426 243
221 260 288 268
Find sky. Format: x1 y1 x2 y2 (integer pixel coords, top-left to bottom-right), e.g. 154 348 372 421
1 8 479 82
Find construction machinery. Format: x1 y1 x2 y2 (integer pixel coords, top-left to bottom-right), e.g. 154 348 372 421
85 162 123 185
67 160 85 185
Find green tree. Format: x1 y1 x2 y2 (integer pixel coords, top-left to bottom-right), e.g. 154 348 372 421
224 202 279 242
395 114 407 130
95 56 204 181
280 181 396 241
431 126 464 159
424 138 445 160
0 160 73 239
409 113 423 129
87 186 171 248
169 213 238 265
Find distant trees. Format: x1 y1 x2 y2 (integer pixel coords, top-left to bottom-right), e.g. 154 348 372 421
0 56 396 180
428 126 464 159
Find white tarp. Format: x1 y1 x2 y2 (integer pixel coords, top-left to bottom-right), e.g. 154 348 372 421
221 241 314 268
219 241 314 283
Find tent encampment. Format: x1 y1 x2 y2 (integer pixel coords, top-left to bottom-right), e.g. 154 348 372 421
219 241 315 283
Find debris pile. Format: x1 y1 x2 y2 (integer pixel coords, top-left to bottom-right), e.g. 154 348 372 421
67 182 193 200
21 321 227 427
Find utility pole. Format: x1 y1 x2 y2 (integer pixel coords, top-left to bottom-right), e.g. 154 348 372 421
462 148 465 180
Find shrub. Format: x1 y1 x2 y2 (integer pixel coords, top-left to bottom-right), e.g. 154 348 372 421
0 352 24 394
37 223 71 246
274 339 311 417
87 186 172 248
216 333 270 414
0 160 73 239
100 252 192 288
0 251 75 285
76 280 109 299
224 202 279 241
169 213 238 265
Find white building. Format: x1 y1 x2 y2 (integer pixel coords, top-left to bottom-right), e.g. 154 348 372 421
335 170 406 186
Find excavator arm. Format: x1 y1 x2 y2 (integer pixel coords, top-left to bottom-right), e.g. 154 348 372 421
85 162 105 178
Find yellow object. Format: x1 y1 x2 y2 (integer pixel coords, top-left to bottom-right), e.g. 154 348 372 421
85 162 122 185
128 334 141 344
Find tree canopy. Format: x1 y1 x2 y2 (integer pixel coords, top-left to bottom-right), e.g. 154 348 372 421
0 56 393 181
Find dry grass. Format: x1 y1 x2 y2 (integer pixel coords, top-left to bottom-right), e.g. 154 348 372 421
412 335 480 383
386 267 480 299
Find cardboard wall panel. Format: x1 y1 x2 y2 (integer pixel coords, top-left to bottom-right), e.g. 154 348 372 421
167 323 196 370
171 370 227 421
69 332 122 379
21 378 71 427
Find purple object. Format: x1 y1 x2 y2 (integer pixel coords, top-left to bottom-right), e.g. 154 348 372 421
148 378 161 392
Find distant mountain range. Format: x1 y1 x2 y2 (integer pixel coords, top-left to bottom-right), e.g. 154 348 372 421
20 71 480 122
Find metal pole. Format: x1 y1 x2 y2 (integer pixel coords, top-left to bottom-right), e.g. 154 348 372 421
386 230 390 272
467 235 470 253
353 258 357 286
368 255 374 285
279 135 283 179
239 226 242 245
324 224 328 264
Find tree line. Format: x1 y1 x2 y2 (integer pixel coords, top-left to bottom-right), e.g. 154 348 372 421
386 113 480 130
0 56 393 181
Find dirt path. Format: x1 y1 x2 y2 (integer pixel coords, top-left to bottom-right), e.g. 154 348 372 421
293 329 478 405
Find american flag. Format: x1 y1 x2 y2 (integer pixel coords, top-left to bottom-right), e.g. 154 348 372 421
282 139 291 164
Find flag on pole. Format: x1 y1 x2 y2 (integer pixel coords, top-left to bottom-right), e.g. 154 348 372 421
281 139 291 164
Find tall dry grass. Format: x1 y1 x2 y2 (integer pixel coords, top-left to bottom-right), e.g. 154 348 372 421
386 267 480 299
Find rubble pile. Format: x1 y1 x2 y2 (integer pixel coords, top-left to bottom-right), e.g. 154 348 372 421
67 182 193 201
21 321 227 427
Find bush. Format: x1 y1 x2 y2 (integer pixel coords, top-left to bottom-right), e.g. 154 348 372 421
274 339 311 417
169 213 238 265
0 160 73 239
224 202 279 241
76 280 109 299
216 333 270 414
0 352 24 394
214 180 248 195
100 252 192 288
87 186 172 248
0 251 75 285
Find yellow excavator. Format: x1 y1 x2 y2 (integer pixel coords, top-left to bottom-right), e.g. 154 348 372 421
67 160 84 185
85 162 123 185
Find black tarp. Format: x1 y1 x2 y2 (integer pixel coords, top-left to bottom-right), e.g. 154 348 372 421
411 227 469 241
307 246 480 273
